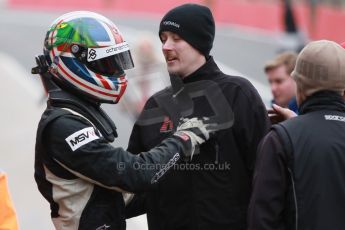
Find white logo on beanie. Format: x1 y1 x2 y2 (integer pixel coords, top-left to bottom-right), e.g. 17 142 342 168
162 20 180 28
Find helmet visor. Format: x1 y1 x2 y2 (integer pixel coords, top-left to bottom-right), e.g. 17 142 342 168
86 50 134 76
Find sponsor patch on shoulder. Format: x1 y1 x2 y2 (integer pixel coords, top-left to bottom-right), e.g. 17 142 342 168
65 127 99 151
324 115 345 122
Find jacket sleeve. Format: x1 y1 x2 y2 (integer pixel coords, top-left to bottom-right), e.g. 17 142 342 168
247 130 288 230
44 114 183 193
231 79 270 175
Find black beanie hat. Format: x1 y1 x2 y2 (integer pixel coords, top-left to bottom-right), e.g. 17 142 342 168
159 3 215 57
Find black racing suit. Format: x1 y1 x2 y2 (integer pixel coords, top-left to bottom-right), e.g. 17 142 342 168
126 57 270 230
34 87 187 230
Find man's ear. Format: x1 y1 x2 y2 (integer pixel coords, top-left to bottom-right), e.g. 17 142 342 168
296 85 306 106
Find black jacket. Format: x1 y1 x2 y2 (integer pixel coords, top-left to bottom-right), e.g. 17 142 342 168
34 89 187 230
248 91 345 230
127 57 270 230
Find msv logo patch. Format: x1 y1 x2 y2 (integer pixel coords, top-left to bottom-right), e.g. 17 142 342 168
65 127 99 151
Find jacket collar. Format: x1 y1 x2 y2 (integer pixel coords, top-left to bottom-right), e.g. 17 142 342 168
182 56 221 84
48 87 118 142
299 90 345 115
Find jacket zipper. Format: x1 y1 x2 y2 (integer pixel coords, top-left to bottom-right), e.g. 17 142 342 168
214 141 219 164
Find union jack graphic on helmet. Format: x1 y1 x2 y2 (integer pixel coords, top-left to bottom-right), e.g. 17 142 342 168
44 11 134 103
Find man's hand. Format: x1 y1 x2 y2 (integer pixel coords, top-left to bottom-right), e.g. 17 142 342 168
268 104 297 124
173 117 215 160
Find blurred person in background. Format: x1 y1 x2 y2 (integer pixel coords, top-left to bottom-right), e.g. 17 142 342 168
120 34 169 120
265 51 298 123
32 11 214 230
126 3 270 230
308 0 318 39
248 40 345 230
0 169 19 230
270 40 345 123
278 0 307 53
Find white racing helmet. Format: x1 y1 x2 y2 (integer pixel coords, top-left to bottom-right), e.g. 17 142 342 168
43 11 134 103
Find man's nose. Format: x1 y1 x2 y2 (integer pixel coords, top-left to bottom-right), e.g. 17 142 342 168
271 84 278 94
162 39 173 51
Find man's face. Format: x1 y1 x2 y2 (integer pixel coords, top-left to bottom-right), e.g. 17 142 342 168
267 65 296 107
160 31 204 78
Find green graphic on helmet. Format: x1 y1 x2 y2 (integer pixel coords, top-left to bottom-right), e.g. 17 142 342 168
47 19 98 51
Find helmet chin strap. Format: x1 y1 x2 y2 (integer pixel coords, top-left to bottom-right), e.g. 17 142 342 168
32 54 118 142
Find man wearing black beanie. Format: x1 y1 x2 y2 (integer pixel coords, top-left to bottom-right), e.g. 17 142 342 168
159 3 215 58
126 3 270 230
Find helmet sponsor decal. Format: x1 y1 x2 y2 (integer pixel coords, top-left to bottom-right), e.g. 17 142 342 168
87 42 130 62
88 49 97 60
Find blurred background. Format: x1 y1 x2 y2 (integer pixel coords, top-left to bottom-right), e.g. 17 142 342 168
1 0 344 229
